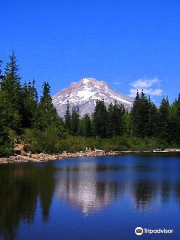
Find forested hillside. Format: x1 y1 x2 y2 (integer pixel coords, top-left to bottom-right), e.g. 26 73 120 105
0 53 180 156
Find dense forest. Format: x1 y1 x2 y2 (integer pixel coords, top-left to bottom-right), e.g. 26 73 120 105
0 52 180 156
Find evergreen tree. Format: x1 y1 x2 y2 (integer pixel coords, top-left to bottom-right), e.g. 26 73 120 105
145 97 158 137
0 52 22 133
131 90 142 137
35 82 60 132
107 103 114 137
70 107 80 136
64 100 71 133
168 103 178 143
139 91 150 137
168 94 180 143
79 113 92 137
175 93 180 143
107 101 125 137
0 57 3 80
21 79 38 128
122 111 131 136
157 97 170 140
113 101 125 136
131 90 157 138
92 100 108 138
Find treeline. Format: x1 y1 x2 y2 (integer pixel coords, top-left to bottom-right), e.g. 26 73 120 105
0 52 65 156
64 91 180 145
64 100 127 138
0 52 180 156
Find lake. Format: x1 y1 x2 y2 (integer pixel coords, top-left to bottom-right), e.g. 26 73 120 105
0 154 180 240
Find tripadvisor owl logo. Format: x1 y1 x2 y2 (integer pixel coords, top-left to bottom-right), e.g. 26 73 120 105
135 227 143 235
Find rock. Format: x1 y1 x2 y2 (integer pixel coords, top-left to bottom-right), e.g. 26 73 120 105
21 150 27 156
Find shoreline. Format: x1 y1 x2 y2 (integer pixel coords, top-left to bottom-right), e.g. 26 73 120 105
0 148 180 164
0 150 117 164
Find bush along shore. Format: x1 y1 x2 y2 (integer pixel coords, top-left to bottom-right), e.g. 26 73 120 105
1 53 180 159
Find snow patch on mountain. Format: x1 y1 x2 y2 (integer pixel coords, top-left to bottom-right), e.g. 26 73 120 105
52 78 134 117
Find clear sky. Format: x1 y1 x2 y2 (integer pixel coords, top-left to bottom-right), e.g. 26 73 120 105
1 0 180 104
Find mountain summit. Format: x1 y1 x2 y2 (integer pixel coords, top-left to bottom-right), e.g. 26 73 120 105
52 78 133 117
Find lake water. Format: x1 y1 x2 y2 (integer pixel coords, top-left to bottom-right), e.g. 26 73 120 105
1 154 180 240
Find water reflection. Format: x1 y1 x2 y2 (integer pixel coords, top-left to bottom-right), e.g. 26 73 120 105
161 180 171 203
1 157 180 239
0 164 56 240
55 159 180 213
175 181 180 204
133 180 158 210
55 161 127 214
56 177 122 214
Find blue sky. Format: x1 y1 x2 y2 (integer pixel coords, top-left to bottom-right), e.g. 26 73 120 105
1 0 180 104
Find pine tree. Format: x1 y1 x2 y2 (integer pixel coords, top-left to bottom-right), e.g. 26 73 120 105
157 97 170 140
64 100 71 133
139 91 150 137
107 103 114 137
131 90 157 138
131 90 142 137
70 107 80 136
0 52 22 133
79 113 92 137
107 101 125 137
0 57 9 147
35 82 59 131
21 79 38 128
168 94 180 143
113 101 125 136
92 100 108 138
145 97 158 137
122 111 131 136
0 57 3 80
175 93 180 143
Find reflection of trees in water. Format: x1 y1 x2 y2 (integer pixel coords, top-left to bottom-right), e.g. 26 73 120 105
133 179 180 211
1 161 180 239
174 181 180 204
56 163 180 214
133 180 158 210
0 164 56 240
161 180 171 203
39 166 56 222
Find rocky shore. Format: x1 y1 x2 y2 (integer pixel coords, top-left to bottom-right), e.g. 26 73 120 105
0 148 180 164
0 150 120 164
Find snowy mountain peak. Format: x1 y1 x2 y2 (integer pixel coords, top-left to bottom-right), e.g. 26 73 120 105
53 78 133 117
81 77 92 84
80 78 107 88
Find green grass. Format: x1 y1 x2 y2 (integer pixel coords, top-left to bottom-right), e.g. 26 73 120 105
23 130 173 154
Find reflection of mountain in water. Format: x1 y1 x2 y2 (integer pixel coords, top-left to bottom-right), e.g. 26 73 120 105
1 158 180 239
55 162 180 213
56 162 123 214
56 178 121 214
